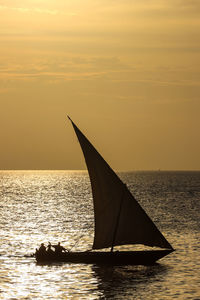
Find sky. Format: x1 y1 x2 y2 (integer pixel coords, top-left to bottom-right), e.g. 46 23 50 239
0 0 200 170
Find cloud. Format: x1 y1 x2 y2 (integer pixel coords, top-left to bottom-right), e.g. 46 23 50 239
0 55 199 90
0 59 107 83
0 4 76 16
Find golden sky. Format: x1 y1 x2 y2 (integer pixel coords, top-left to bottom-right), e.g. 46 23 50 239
0 0 200 170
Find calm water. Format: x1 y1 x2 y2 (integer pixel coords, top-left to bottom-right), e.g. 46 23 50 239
0 170 200 299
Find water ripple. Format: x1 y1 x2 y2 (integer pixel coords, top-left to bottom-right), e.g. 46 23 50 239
0 171 200 299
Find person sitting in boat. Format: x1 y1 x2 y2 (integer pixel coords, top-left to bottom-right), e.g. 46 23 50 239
52 242 67 254
46 242 54 255
38 243 46 254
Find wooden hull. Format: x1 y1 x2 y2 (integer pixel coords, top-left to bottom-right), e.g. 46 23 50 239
35 249 174 265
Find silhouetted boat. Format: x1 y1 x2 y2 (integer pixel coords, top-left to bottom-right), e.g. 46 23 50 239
35 117 174 265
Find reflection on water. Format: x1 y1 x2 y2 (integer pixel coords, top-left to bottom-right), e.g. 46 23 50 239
0 171 200 299
92 264 168 299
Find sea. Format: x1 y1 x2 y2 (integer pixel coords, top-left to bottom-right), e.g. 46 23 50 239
0 170 200 299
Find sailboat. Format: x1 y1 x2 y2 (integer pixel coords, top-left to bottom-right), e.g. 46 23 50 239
35 117 174 265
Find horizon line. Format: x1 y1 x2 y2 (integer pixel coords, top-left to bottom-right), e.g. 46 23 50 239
0 169 199 172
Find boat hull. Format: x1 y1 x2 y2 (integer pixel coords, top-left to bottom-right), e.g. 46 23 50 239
35 249 174 265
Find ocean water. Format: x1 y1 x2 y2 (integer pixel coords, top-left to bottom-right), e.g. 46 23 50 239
0 170 200 299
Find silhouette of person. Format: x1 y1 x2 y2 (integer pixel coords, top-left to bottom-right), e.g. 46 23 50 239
38 243 46 254
47 242 54 255
53 242 67 254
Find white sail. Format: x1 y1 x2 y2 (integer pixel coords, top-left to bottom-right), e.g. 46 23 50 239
69 117 173 250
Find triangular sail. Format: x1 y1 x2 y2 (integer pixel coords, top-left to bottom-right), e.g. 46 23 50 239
68 117 173 250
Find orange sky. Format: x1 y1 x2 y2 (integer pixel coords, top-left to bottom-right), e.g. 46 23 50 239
0 1 200 170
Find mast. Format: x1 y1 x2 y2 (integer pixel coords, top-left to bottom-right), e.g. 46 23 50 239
111 184 126 252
